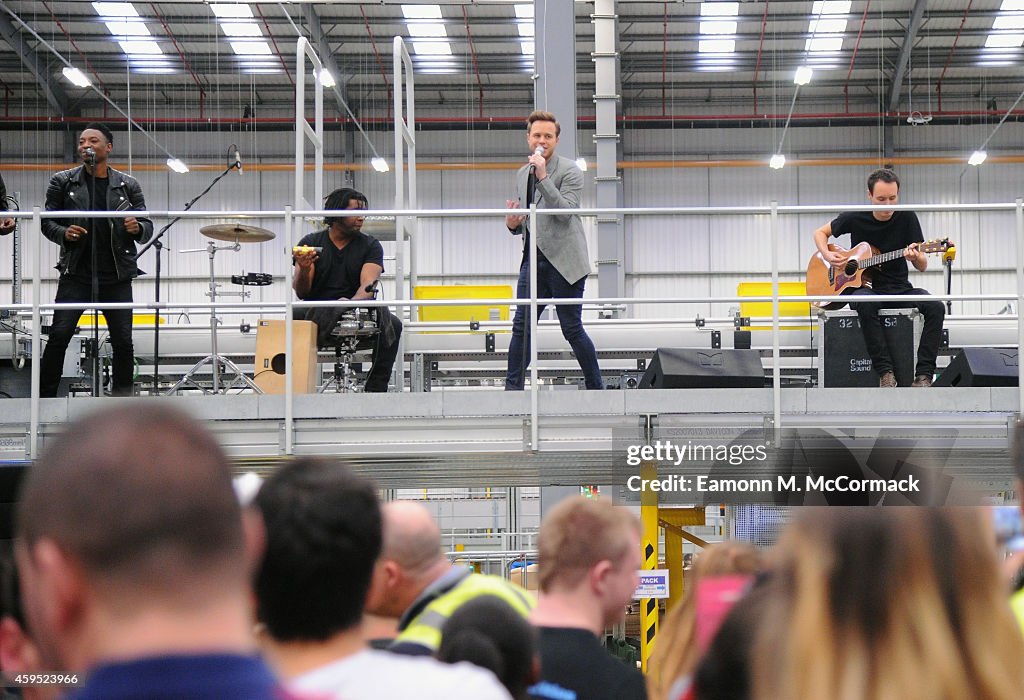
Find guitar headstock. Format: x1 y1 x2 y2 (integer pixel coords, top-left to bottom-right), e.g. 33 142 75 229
920 238 953 254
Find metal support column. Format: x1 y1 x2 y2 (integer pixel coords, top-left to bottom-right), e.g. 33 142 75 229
506 486 521 552
592 0 624 313
535 0 577 155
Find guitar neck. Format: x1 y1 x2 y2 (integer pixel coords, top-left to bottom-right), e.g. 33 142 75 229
859 247 909 270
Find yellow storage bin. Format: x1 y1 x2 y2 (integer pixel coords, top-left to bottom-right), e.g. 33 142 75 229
737 281 812 330
414 285 513 323
78 312 165 327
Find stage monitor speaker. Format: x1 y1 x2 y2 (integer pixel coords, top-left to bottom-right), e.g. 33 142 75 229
639 348 765 389
254 320 319 394
933 348 1018 387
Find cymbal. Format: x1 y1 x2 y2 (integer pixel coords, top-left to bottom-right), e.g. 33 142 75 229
200 222 275 243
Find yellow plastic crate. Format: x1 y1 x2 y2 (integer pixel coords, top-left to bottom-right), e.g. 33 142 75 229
77 312 165 327
737 282 812 330
414 285 513 323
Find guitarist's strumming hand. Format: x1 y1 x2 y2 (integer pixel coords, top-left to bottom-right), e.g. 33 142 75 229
823 249 846 269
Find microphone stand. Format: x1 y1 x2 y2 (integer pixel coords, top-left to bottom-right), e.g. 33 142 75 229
136 150 240 394
84 152 101 397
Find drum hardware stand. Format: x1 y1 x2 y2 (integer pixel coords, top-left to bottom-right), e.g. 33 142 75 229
166 240 263 395
320 308 379 393
137 148 242 393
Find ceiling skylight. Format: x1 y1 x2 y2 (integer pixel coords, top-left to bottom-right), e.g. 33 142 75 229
515 4 534 61
210 4 254 19
698 3 738 56
805 0 848 55
984 1 1024 54
93 2 166 70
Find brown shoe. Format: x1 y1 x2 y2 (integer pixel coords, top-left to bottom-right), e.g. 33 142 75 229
911 374 933 388
879 371 897 388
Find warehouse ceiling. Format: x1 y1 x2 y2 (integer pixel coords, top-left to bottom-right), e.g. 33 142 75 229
0 1 1019 126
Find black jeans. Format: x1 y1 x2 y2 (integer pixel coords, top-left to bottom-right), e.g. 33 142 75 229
848 286 945 377
40 278 135 397
506 255 603 390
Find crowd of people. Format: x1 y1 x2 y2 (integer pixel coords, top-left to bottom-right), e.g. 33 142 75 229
1 404 1023 699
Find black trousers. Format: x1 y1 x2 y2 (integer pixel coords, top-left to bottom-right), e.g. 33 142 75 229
848 286 945 377
40 278 135 397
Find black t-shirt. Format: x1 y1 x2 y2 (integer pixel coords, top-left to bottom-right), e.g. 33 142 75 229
528 627 647 700
829 210 923 292
71 174 118 285
294 229 384 300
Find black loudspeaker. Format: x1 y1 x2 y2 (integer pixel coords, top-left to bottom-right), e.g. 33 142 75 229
934 348 1019 387
639 348 764 389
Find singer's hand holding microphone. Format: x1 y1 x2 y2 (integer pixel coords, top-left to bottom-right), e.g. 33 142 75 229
527 145 547 180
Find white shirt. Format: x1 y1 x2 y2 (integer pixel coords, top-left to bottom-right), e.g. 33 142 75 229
289 649 512 700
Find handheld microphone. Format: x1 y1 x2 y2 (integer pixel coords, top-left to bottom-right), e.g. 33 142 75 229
84 147 96 165
529 145 543 173
234 148 243 175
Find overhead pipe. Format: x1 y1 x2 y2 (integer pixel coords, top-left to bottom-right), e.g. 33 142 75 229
936 0 973 113
360 5 393 120
4 154 1024 173
843 0 871 114
751 1 768 115
149 2 207 119
0 108 1022 131
255 3 294 87
462 6 485 118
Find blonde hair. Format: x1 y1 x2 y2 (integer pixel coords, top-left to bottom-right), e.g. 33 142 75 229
537 497 639 592
752 508 1024 700
647 541 763 700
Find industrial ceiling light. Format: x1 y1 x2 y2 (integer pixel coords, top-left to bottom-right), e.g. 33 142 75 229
968 151 988 166
62 66 91 87
769 154 786 169
371 157 390 173
166 158 189 173
794 66 813 85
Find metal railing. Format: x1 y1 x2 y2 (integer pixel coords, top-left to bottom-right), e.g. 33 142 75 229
6 198 1023 457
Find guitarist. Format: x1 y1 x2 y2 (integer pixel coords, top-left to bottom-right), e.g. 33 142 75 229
812 168 945 388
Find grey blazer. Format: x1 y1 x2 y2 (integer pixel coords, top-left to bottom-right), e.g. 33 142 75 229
510 154 591 285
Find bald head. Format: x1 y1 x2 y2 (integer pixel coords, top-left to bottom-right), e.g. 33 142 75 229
381 501 444 576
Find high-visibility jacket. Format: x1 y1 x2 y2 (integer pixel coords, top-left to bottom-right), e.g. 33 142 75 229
1012 588 1024 637
392 570 535 655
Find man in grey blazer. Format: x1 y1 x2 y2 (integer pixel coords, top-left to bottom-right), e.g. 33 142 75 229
504 110 602 390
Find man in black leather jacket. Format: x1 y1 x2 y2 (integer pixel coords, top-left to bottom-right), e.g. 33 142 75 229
39 123 153 396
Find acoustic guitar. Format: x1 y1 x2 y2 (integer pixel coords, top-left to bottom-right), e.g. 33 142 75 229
806 238 953 310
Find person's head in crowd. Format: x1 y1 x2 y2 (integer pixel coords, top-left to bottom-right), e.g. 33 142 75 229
254 457 381 650
648 541 762 700
533 497 641 632
0 549 57 700
14 405 260 673
747 507 1024 700
692 576 772 700
364 500 450 619
438 596 538 700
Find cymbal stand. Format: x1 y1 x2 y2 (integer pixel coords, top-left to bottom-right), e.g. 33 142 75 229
166 239 262 394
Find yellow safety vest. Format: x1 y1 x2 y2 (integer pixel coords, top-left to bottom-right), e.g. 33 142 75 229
1012 588 1024 637
394 573 535 653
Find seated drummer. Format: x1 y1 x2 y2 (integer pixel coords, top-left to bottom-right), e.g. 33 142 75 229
293 187 402 392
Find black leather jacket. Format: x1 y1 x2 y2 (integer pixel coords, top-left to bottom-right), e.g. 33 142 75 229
42 165 154 281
